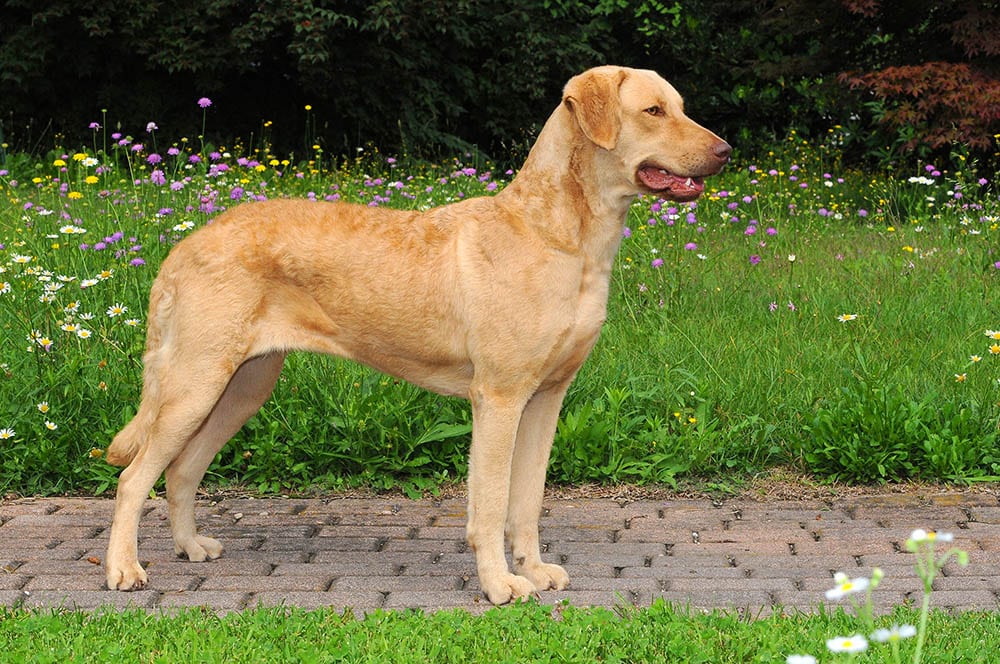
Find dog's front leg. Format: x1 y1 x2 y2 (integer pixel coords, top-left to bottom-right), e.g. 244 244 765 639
466 387 537 605
506 382 572 592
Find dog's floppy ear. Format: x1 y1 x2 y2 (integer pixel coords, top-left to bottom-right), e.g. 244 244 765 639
562 67 627 150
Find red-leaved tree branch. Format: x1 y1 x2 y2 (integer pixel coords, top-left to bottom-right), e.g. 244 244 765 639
838 0 1000 153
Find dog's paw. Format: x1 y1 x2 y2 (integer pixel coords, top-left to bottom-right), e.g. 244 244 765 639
106 561 148 591
480 572 539 605
519 562 570 592
174 535 224 562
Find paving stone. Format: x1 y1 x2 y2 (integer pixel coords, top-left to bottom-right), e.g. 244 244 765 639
0 491 995 615
157 590 250 612
250 590 386 612
198 574 333 592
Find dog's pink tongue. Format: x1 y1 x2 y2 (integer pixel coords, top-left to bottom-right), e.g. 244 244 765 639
639 167 704 196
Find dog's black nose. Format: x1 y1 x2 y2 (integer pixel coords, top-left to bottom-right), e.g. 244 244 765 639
713 141 732 162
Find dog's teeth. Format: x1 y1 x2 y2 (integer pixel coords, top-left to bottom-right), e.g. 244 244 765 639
685 177 693 187
659 169 669 175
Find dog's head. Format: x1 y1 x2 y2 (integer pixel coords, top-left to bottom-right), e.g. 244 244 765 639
563 66 731 202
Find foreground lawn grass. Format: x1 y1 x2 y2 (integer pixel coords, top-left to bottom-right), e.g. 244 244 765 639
1 601 998 663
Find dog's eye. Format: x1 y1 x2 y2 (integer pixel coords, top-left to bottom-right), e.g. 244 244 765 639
644 106 663 116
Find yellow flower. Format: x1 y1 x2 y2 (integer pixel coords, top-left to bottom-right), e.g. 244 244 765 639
902 245 914 252
72 153 87 161
37 402 50 413
89 448 104 458
837 313 858 323
955 373 967 383
67 191 83 199
85 175 99 185
53 159 67 167
990 344 1000 355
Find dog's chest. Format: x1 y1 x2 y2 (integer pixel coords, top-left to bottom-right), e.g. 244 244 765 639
544 271 610 381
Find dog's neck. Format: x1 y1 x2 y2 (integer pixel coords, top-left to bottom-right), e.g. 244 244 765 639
497 105 635 268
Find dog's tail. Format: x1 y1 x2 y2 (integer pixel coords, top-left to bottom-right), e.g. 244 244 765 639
106 278 175 467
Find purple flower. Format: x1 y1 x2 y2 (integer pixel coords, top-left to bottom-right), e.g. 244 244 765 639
146 122 158 133
766 227 777 236
744 225 757 236
197 97 212 108
147 153 162 165
994 261 1000 270
684 242 697 251
150 169 166 185
167 147 181 156
622 227 632 239
749 255 761 265
769 301 778 312
651 258 664 268
130 257 146 267
858 209 868 217
89 122 101 130
230 187 244 200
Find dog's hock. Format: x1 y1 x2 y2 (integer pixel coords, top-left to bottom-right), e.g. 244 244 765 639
563 68 627 150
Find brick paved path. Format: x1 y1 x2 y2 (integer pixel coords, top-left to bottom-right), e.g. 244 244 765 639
1 491 997 616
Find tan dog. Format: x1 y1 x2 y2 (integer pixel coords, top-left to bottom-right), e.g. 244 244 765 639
104 65 730 605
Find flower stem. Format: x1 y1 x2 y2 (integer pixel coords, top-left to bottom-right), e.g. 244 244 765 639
912 589 932 664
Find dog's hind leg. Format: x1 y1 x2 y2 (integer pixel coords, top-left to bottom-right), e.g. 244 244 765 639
506 381 572 592
164 352 286 562
105 360 239 591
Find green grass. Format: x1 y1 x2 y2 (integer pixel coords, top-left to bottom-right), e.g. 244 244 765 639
1 128 999 495
0 601 998 663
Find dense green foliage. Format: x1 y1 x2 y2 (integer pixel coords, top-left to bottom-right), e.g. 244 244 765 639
2 1 998 164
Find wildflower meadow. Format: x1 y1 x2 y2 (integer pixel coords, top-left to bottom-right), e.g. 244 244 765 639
1 105 999 496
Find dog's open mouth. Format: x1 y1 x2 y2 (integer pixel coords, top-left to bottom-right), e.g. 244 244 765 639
637 165 706 200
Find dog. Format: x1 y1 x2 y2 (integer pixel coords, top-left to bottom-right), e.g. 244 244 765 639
104 65 730 605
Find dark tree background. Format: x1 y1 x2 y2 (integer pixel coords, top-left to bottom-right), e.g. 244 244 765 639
1 0 998 165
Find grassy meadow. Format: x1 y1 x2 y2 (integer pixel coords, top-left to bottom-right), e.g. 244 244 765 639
1 118 999 496
1 600 998 663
